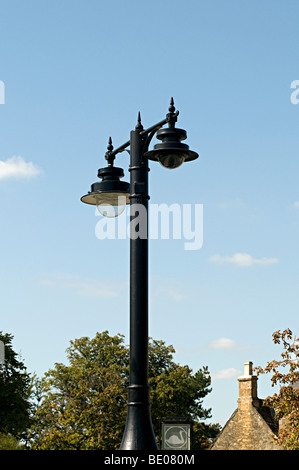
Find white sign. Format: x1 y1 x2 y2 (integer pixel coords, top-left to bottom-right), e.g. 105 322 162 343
162 424 190 450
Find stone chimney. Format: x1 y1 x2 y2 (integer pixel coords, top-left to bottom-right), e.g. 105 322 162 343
210 360 281 450
237 361 260 410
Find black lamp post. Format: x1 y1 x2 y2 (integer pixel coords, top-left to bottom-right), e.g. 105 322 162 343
81 99 199 450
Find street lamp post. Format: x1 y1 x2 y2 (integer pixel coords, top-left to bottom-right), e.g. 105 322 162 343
81 99 199 450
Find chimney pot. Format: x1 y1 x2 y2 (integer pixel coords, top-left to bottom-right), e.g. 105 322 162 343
244 361 253 376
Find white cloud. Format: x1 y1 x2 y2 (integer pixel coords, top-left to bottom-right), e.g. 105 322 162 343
0 156 42 180
211 368 241 380
293 201 299 208
208 338 239 350
209 252 278 267
38 273 120 298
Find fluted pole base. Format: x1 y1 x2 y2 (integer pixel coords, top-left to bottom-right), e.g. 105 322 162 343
120 385 158 450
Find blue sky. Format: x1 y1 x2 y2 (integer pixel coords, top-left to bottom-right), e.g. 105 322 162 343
0 0 299 427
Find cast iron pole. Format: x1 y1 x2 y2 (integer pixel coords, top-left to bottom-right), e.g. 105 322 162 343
120 116 158 450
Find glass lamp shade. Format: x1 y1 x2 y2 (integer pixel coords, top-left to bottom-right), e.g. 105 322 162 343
96 193 128 218
81 190 130 217
158 152 185 169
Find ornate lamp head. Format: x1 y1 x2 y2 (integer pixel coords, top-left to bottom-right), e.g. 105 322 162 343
81 137 130 217
144 98 199 169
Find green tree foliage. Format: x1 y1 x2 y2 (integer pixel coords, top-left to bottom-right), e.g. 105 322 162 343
0 432 24 450
0 332 32 443
255 329 299 450
31 331 218 449
148 339 215 447
32 331 128 449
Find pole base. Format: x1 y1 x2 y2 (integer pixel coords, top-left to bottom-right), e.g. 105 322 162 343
120 386 158 450
120 405 158 450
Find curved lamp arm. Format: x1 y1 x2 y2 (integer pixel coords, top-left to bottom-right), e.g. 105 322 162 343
105 99 180 161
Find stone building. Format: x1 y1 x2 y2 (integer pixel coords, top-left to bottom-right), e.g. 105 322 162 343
210 361 282 450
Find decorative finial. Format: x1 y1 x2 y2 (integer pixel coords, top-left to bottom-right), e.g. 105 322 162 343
105 136 115 166
107 136 113 153
135 111 143 130
169 97 175 114
166 97 179 128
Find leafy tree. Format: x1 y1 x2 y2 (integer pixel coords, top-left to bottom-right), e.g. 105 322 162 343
148 339 216 447
192 421 221 450
255 329 299 450
0 332 32 443
0 432 24 450
32 331 128 449
31 331 218 449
